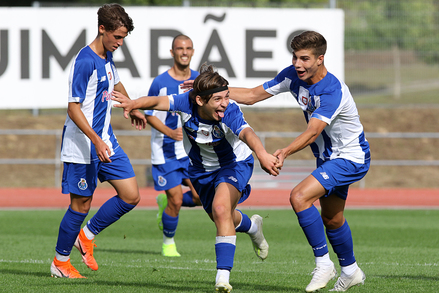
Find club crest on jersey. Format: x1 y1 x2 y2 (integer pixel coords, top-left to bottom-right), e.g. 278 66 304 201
158 176 167 187
212 125 224 138
307 98 316 113
78 178 88 190
301 96 309 105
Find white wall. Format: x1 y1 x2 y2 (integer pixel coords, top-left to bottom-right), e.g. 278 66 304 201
0 7 344 109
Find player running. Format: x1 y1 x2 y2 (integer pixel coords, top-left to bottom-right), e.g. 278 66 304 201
112 63 279 292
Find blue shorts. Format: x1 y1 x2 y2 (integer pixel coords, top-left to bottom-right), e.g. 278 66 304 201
151 157 190 191
311 158 370 200
61 148 135 196
191 156 253 214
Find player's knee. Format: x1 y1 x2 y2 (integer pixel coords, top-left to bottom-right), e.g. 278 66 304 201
289 189 306 212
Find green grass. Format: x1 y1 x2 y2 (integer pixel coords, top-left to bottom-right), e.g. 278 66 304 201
0 208 438 292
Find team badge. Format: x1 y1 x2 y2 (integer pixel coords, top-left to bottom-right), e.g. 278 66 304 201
78 178 88 190
301 96 308 105
212 125 224 138
158 176 167 187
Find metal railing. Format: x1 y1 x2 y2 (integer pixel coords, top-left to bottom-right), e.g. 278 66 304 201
1 129 438 188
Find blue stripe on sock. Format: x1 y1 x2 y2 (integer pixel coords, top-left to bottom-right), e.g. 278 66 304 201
326 220 356 266
182 191 196 207
87 195 135 235
55 206 88 255
162 212 179 238
296 205 329 257
235 209 251 233
215 242 235 271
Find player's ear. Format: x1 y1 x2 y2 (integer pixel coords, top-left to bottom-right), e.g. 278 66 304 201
195 95 204 107
317 55 324 66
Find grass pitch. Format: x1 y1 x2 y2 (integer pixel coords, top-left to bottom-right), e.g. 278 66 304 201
0 208 437 292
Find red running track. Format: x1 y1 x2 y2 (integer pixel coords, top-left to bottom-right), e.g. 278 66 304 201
1 188 439 209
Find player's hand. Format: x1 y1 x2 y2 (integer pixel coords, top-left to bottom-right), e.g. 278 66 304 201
258 151 280 176
169 127 183 141
112 91 134 119
273 149 286 169
129 110 147 130
95 139 112 163
180 80 194 91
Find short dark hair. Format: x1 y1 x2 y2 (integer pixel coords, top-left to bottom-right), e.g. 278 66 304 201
290 31 326 57
172 34 192 50
97 3 134 33
189 63 229 104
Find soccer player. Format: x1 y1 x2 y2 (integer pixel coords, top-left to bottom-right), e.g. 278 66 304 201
112 63 279 292
145 34 201 257
50 4 146 279
227 31 370 292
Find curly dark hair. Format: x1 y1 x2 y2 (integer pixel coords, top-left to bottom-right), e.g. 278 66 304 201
189 63 229 104
97 3 134 33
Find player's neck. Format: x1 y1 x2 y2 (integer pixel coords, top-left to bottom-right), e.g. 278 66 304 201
307 66 327 85
168 64 191 81
89 38 107 60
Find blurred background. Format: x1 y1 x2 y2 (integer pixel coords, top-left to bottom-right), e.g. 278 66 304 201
1 0 438 190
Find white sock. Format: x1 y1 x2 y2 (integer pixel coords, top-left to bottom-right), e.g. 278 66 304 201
163 235 175 245
216 269 230 283
247 220 258 235
315 253 332 266
83 225 95 240
55 253 69 262
341 262 359 276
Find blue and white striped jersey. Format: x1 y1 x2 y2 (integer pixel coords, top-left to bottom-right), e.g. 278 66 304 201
264 65 370 164
61 46 120 164
168 92 253 174
145 70 199 165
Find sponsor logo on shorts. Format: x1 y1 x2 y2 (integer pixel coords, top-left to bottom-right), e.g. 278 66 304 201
228 176 238 182
78 178 88 190
320 172 329 180
201 130 209 136
158 175 167 187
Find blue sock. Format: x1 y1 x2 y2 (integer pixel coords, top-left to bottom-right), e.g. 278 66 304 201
87 195 135 235
235 209 251 233
297 205 329 257
326 220 356 266
215 241 236 271
55 206 88 255
162 212 179 238
182 191 196 207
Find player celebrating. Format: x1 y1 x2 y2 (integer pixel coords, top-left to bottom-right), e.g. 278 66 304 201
228 31 370 292
50 4 146 278
112 63 279 292
145 34 201 257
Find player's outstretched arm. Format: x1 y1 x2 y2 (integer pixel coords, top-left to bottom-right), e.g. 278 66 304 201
146 115 183 141
229 85 273 105
239 127 279 176
112 91 170 119
114 82 147 130
273 117 327 168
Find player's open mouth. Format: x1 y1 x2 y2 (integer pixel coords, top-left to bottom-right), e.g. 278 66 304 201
296 70 306 77
216 110 225 118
